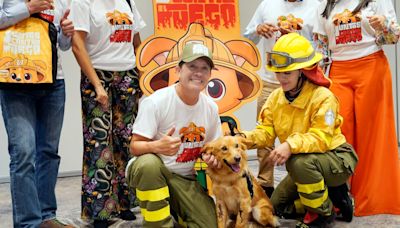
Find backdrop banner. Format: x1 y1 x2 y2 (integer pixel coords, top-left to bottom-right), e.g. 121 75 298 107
137 0 262 135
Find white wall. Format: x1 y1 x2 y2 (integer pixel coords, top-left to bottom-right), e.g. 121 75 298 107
1 0 399 181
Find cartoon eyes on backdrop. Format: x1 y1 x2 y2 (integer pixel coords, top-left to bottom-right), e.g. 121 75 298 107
136 0 262 135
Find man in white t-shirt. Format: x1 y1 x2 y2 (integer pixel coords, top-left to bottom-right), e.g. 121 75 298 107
126 43 221 227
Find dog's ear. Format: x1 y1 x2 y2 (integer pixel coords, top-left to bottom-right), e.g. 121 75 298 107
201 142 214 155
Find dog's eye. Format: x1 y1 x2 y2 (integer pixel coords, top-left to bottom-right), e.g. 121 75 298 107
221 146 227 151
235 143 239 148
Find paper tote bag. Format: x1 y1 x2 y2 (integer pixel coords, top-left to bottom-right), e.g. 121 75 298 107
0 16 57 89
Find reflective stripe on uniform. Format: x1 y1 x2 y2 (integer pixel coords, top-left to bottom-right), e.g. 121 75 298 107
296 179 325 194
136 186 170 202
256 125 274 136
294 199 305 214
309 128 332 146
299 188 328 208
141 205 171 222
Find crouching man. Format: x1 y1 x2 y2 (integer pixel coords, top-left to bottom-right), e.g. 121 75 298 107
126 43 221 228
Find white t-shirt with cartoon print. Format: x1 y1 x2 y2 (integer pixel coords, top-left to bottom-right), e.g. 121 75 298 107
244 0 320 84
70 0 145 71
313 0 397 61
131 85 222 177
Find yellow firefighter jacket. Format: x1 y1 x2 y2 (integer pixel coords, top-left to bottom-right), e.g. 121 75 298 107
244 80 346 154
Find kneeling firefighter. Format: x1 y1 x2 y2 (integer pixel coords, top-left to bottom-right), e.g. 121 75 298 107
240 33 358 228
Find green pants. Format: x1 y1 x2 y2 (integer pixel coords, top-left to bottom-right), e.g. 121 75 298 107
127 154 217 228
271 143 358 217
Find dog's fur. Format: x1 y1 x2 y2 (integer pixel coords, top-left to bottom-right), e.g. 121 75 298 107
201 136 280 228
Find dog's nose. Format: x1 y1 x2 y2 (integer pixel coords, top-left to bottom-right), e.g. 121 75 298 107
234 156 241 162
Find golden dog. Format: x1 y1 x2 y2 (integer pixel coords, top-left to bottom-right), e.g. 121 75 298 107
201 136 280 228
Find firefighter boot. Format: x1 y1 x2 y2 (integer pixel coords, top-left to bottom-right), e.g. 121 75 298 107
328 183 353 222
295 210 336 228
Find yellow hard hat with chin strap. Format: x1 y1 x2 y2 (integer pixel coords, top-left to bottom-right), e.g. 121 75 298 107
266 33 322 72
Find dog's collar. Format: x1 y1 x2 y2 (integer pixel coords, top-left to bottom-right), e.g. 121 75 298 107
242 172 254 198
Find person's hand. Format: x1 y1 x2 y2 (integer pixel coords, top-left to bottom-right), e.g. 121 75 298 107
60 9 74 37
367 15 386 31
154 127 181 156
94 85 109 110
278 26 296 35
269 142 291 166
26 0 54 15
202 153 222 169
256 23 279 39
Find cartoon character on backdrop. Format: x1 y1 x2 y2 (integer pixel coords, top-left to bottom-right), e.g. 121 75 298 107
137 22 262 136
0 54 47 83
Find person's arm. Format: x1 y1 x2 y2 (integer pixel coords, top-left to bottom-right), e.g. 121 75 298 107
242 94 277 149
313 33 331 73
0 0 52 29
269 91 341 166
58 7 73 51
133 32 141 55
243 1 277 43
312 4 332 73
130 128 181 156
286 90 340 154
370 0 399 45
201 104 223 169
72 31 108 109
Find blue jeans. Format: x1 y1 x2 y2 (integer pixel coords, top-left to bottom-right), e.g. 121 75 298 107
0 80 65 228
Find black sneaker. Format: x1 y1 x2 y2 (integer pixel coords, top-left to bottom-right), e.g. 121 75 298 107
262 186 274 198
295 211 336 228
328 183 353 222
120 209 136 221
93 220 109 228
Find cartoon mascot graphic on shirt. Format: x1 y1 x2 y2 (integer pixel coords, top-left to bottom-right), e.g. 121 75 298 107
106 10 134 43
332 9 362 44
137 22 262 135
106 10 133 25
177 122 206 163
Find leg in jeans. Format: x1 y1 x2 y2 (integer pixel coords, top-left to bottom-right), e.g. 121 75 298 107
35 80 66 220
0 89 41 227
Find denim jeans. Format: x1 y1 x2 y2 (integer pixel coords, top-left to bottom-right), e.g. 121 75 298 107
0 80 65 228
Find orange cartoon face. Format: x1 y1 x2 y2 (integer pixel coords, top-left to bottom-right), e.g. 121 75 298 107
277 14 303 30
179 122 205 143
333 9 362 26
106 10 132 25
0 55 46 83
137 23 261 117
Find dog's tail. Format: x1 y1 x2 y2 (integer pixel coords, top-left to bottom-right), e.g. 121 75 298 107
253 207 281 227
269 215 280 227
